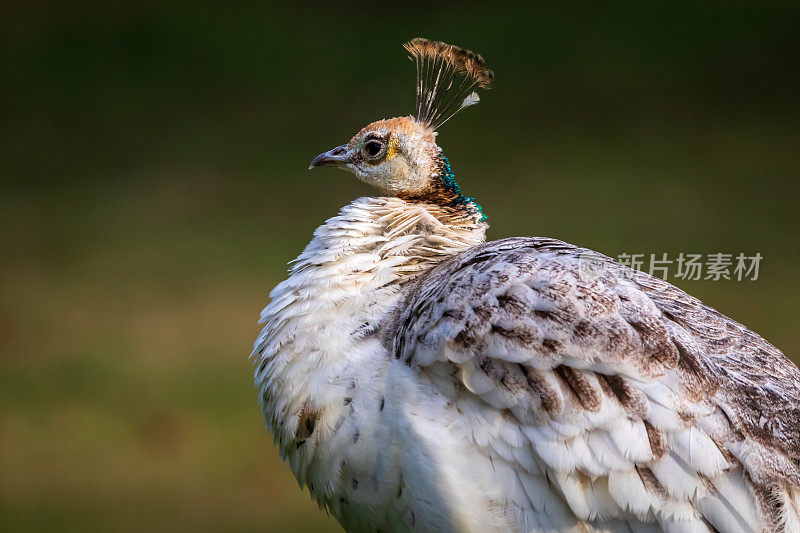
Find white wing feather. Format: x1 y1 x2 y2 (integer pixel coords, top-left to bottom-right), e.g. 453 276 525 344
387 237 800 532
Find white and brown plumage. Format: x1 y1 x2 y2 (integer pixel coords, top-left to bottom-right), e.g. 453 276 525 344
252 38 800 532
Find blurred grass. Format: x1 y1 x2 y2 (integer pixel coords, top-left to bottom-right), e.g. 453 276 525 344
1 2 798 531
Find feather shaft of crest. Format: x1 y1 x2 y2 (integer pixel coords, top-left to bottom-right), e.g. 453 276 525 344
403 38 493 131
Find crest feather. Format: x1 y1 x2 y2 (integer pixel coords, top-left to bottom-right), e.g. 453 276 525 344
403 38 494 131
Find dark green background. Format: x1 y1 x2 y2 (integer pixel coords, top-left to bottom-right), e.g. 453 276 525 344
2 3 798 531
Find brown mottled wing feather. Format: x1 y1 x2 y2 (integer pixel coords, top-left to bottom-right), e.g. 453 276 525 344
387 237 800 531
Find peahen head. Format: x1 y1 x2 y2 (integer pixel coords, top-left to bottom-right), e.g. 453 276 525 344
309 38 493 205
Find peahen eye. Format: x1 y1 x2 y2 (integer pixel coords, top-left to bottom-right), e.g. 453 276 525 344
363 140 384 159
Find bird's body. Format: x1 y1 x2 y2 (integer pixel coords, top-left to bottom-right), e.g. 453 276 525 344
253 39 800 532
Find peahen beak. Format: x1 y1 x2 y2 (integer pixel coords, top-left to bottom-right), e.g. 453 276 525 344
308 144 349 170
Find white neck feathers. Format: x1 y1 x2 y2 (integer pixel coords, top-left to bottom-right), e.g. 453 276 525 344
252 196 486 452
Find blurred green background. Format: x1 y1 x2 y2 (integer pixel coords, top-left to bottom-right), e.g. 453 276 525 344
1 2 798 531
